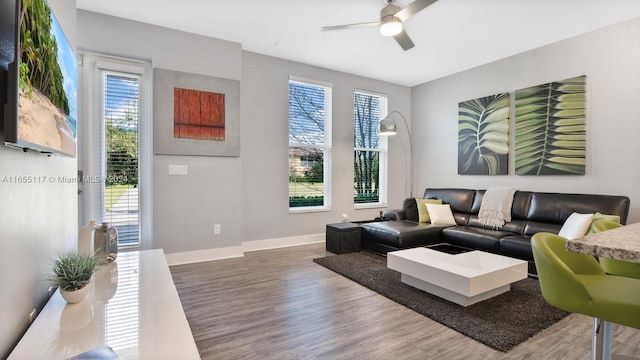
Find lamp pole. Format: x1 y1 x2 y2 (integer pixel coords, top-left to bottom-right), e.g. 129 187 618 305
379 111 413 198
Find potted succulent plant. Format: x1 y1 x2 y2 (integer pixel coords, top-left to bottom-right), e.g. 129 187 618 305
48 251 102 304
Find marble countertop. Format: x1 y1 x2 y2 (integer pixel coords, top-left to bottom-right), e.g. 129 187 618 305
566 222 640 263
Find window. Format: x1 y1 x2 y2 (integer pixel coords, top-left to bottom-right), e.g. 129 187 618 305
288 78 332 210
354 91 388 206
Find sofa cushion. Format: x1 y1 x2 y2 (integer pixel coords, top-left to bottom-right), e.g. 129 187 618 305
403 198 418 222
469 190 532 234
523 221 563 237
471 190 533 220
499 235 534 261
558 212 594 239
441 226 510 253
361 221 444 249
416 198 442 223
423 188 475 214
592 212 621 224
468 216 526 235
425 203 456 225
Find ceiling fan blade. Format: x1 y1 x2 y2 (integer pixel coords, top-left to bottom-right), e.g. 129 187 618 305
394 30 415 51
395 0 438 22
321 21 380 31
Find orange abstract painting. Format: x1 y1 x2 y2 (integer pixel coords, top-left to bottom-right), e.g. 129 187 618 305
173 87 225 141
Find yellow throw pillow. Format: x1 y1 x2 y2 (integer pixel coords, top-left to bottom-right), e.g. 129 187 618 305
592 212 621 224
416 198 442 223
587 218 622 235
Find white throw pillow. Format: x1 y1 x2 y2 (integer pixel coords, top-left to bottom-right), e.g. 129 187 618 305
558 212 594 240
425 204 457 225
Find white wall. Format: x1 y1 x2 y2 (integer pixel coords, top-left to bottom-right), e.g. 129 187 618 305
412 17 640 223
77 11 411 260
0 0 78 356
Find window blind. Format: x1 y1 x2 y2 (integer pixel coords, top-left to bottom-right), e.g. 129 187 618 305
288 79 332 209
102 72 140 245
354 91 388 205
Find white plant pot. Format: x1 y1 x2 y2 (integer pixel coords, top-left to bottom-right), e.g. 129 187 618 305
60 285 90 304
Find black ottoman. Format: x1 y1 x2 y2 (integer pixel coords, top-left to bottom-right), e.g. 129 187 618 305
326 222 361 254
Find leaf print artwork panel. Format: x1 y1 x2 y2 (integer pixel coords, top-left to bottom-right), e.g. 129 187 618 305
458 93 510 175
515 76 586 175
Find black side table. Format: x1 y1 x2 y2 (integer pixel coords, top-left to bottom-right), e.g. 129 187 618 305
326 222 361 254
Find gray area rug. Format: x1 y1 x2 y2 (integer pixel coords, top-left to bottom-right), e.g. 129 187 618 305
313 251 569 352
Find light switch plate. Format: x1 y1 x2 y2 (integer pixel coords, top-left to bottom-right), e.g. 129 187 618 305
168 165 188 175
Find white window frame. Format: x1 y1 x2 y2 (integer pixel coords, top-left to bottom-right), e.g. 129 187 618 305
288 76 332 213
78 52 152 249
354 90 388 209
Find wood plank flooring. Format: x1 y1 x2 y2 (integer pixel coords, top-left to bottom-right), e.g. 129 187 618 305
170 243 640 359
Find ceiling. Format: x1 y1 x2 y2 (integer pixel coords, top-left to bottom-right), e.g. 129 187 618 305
76 0 640 87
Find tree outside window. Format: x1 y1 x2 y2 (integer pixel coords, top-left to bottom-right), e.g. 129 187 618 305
354 91 387 206
288 80 332 209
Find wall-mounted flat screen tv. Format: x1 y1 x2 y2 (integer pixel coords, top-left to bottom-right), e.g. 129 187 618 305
3 0 77 157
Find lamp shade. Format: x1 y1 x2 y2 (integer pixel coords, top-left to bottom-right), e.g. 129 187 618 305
378 116 397 135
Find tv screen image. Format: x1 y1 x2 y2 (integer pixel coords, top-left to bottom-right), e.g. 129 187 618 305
11 0 77 157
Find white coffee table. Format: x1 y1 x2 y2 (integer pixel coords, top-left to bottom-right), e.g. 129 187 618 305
387 246 528 306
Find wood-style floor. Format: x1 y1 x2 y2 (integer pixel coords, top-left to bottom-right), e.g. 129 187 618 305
170 243 640 359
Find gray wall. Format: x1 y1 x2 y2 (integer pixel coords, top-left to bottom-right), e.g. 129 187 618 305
412 17 640 223
0 0 78 356
77 11 243 254
77 11 411 255
241 52 411 241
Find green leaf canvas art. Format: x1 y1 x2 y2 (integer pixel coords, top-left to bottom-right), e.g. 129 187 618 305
515 76 586 175
458 93 510 175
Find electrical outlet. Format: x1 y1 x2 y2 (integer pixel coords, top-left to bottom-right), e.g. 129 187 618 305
29 309 36 324
214 224 221 235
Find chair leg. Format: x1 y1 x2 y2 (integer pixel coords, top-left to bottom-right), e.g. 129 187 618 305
593 318 603 360
602 321 613 360
593 318 614 360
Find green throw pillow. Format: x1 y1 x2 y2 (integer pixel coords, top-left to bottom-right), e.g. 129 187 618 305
587 218 622 235
416 198 442 223
592 212 621 224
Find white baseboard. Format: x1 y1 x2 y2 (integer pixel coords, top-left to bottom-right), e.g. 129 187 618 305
165 233 324 266
165 245 244 266
242 233 324 252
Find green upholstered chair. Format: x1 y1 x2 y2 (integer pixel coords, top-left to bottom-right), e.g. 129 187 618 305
531 232 640 359
590 219 640 280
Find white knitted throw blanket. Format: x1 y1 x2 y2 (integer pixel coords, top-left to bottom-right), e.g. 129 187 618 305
479 187 517 229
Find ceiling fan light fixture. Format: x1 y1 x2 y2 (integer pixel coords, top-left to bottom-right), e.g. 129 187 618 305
380 16 403 36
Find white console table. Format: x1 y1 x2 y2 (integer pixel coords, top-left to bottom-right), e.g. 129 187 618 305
9 249 200 359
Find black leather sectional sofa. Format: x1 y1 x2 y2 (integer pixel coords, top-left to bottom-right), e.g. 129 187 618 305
361 188 630 274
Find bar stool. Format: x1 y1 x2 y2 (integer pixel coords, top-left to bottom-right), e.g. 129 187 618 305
531 232 640 360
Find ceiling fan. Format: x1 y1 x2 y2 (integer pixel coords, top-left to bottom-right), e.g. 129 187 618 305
321 0 438 51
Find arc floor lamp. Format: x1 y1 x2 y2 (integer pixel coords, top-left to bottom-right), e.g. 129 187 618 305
378 111 413 198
